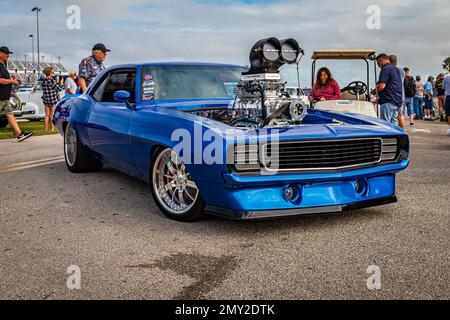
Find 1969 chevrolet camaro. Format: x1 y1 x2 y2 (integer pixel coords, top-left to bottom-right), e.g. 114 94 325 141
53 39 409 222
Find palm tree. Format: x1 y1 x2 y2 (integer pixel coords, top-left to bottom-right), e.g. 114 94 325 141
443 57 450 72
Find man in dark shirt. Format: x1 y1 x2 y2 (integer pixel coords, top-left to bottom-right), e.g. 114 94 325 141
0 46 33 142
371 53 403 125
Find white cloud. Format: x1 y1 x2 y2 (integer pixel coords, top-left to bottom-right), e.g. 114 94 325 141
1 0 448 87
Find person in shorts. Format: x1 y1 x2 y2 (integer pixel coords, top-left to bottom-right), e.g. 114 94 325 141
0 46 33 142
435 73 447 121
42 66 61 132
403 67 415 126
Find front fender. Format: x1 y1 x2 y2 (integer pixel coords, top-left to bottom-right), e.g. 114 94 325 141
129 106 234 184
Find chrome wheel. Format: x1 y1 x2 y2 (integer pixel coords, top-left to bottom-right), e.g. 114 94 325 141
152 148 199 215
10 93 21 112
65 125 77 167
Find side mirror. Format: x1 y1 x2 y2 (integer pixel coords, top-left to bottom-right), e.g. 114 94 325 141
113 90 135 110
113 90 130 102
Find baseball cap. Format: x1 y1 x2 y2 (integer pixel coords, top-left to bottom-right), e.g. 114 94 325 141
0 46 13 54
376 53 389 60
92 43 111 53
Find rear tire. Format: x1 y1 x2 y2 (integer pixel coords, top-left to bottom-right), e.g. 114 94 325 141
0 119 7 128
150 147 205 222
64 123 103 173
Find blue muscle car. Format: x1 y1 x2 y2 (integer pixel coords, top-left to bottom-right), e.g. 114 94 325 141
54 40 409 222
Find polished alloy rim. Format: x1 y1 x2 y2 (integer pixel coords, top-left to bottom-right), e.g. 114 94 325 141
65 125 77 167
152 149 199 215
10 94 21 111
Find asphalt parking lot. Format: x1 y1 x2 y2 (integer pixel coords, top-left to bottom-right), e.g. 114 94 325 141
0 121 449 300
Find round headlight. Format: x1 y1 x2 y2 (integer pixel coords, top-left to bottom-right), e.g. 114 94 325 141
280 38 301 64
263 41 280 62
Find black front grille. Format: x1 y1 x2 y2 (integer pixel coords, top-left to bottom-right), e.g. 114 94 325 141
262 138 383 171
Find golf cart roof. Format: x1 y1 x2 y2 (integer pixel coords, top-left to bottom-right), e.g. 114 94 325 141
312 50 376 60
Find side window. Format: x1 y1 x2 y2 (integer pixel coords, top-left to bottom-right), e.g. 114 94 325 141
91 75 109 102
100 69 136 103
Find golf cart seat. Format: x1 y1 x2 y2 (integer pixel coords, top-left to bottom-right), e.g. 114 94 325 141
341 90 367 101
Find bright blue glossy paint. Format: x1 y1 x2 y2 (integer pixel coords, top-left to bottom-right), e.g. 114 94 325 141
54 62 409 217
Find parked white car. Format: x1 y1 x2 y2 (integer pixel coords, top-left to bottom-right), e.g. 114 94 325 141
16 82 65 120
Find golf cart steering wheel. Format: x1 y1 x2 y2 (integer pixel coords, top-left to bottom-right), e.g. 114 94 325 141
342 81 368 96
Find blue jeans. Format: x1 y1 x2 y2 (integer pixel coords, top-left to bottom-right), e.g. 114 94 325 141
403 97 414 117
380 102 400 124
413 97 424 119
445 96 450 117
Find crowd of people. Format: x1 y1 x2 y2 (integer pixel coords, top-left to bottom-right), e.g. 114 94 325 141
0 43 110 142
309 53 450 135
374 53 450 134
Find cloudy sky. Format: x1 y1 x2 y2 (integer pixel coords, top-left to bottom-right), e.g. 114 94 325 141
1 0 448 87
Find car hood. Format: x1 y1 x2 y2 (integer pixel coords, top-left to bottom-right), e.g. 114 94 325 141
149 99 405 142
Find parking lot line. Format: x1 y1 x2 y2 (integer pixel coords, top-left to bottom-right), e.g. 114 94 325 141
0 156 65 173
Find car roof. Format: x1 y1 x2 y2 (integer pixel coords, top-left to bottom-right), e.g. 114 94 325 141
107 62 246 70
311 50 377 60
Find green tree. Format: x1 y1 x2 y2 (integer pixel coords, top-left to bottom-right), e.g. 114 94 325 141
444 57 450 72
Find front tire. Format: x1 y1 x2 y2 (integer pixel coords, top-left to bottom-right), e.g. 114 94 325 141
150 148 205 222
64 124 103 173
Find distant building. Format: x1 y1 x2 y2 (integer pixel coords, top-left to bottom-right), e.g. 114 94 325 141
6 60 68 85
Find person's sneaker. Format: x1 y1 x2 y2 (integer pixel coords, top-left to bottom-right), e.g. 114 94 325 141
410 123 414 127
17 131 33 142
447 129 450 136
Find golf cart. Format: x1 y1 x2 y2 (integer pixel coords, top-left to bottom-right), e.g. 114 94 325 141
310 49 379 118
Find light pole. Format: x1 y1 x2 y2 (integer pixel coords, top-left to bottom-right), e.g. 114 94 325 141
29 34 35 65
31 7 42 73
24 55 28 84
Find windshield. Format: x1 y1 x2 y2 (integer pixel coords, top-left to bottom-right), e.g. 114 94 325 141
140 65 245 101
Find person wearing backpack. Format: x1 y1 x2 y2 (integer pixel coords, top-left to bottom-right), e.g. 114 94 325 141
435 73 446 122
403 67 416 126
413 76 424 120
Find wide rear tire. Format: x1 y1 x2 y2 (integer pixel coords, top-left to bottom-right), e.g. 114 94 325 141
64 123 103 173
